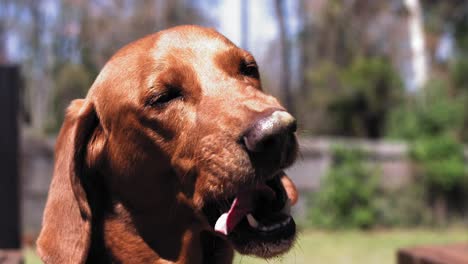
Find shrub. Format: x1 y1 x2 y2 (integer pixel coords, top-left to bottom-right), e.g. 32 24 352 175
373 185 432 227
309 146 379 229
387 79 468 224
411 136 466 192
451 58 468 92
299 57 404 138
386 79 463 140
329 57 404 138
410 135 467 224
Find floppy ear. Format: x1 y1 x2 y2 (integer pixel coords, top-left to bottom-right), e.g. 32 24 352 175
37 99 106 264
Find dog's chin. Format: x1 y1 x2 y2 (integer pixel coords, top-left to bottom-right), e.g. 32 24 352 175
201 174 296 258
228 212 296 258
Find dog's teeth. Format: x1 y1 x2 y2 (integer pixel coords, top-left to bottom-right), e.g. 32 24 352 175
258 223 282 232
246 214 259 228
214 213 229 235
248 214 292 232
281 216 292 226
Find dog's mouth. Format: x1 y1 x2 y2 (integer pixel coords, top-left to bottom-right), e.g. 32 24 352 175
202 171 296 258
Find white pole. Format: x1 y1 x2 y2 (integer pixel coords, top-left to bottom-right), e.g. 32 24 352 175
404 0 428 91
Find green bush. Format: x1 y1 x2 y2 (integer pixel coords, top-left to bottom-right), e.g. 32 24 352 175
373 185 431 227
299 57 403 138
449 60 468 141
387 79 468 224
451 58 468 92
328 57 404 138
386 78 466 192
410 135 467 224
46 63 93 134
386 79 463 140
309 146 379 229
411 136 466 193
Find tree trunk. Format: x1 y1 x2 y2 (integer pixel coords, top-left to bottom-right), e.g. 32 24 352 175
404 0 428 91
298 0 308 96
274 0 293 115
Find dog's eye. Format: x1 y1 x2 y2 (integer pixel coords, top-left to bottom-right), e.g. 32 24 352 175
148 88 182 107
240 61 259 79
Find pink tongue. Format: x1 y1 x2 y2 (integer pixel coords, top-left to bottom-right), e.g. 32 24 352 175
214 185 274 235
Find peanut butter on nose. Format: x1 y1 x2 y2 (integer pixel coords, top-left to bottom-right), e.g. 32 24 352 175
280 175 298 205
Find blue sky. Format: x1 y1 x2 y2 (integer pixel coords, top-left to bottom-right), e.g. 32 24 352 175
210 0 277 58
215 0 300 60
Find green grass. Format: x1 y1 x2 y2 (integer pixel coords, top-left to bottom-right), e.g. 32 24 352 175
234 228 468 264
24 248 42 264
24 228 467 264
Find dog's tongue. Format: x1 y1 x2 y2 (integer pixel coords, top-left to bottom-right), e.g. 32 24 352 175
214 185 274 235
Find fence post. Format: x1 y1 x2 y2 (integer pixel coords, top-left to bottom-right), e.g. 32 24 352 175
0 65 22 263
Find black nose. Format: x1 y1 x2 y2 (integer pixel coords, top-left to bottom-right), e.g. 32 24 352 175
243 110 297 155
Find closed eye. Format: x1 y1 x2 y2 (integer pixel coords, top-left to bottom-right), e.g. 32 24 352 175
240 61 259 79
147 87 183 108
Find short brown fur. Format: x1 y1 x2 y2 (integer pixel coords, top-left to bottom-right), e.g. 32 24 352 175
37 25 297 264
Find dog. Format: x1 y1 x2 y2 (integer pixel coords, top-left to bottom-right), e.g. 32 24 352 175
37 25 299 264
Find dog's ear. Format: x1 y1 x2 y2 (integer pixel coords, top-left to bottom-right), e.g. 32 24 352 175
37 99 106 264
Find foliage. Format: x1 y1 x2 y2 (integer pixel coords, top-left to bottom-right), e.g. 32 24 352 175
387 79 468 222
386 79 466 193
300 57 404 138
46 63 93 133
451 59 468 91
329 57 404 138
298 62 341 135
309 146 379 229
410 135 468 224
1 0 211 134
411 136 466 193
386 79 464 140
373 184 432 227
448 59 468 142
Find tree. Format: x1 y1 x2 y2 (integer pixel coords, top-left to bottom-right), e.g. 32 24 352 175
404 0 428 91
6 0 213 134
274 0 293 115
0 0 27 62
332 57 404 138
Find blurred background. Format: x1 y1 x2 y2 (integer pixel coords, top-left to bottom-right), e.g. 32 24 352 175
1 0 467 263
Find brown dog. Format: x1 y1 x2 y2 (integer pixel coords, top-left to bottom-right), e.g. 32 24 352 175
37 25 299 264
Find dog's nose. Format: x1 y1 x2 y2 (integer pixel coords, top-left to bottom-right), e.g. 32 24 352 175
243 111 297 153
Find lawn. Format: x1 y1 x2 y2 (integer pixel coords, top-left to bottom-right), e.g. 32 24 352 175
25 228 467 264
234 228 468 264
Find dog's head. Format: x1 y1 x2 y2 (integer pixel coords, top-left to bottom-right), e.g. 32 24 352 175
38 25 298 263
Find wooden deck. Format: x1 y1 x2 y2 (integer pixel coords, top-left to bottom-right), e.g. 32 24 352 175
398 243 468 264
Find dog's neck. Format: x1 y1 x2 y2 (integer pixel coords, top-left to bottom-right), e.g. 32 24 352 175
88 201 234 264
